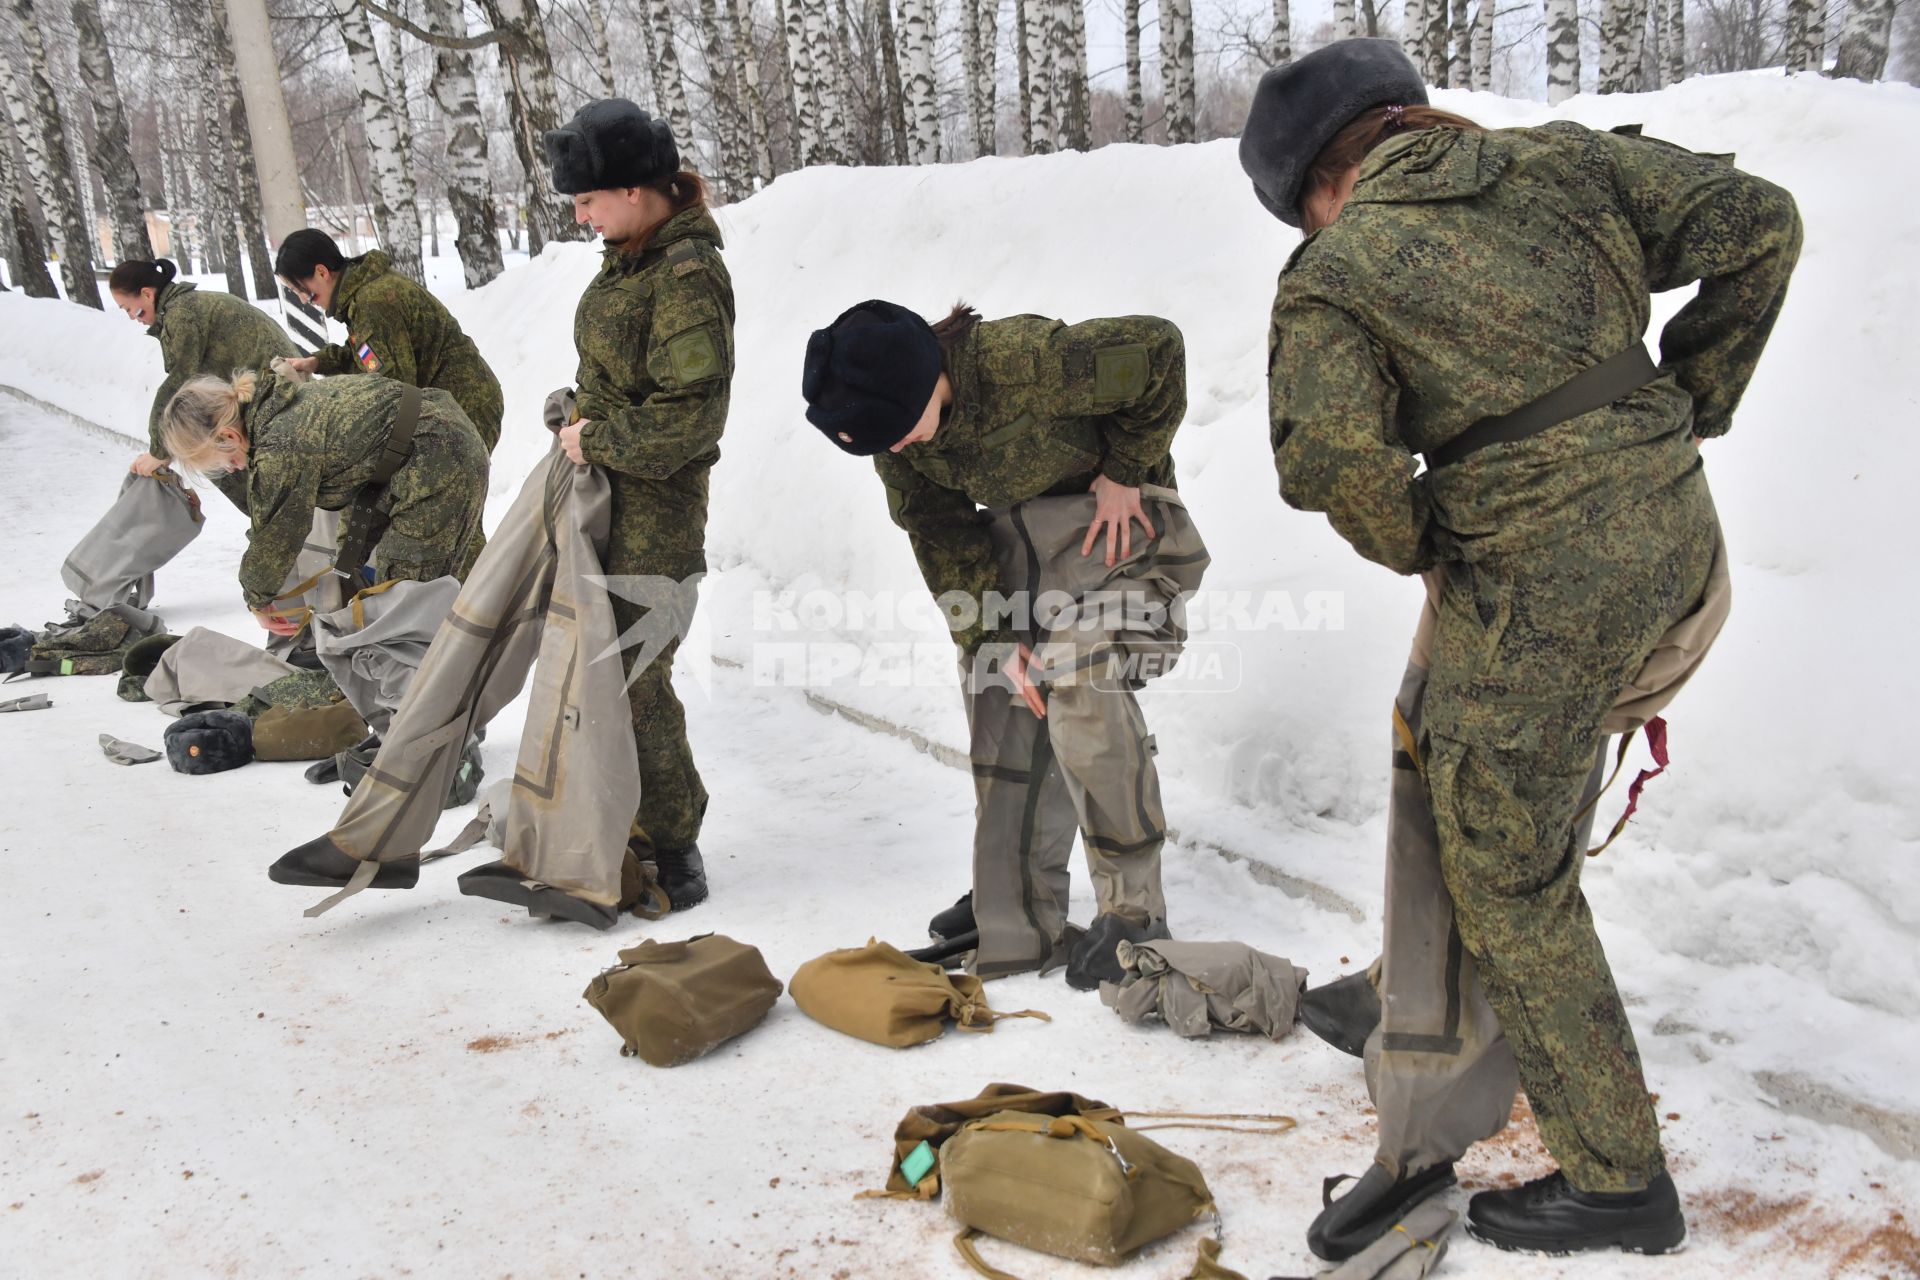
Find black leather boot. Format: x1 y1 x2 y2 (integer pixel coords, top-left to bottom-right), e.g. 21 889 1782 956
1308 1161 1456 1262
654 844 708 910
268 834 418 889
927 891 975 942
1298 968 1382 1058
1467 1170 1685 1256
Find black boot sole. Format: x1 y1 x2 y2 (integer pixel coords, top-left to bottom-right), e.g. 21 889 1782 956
907 930 979 969
1309 1163 1457 1262
659 881 707 912
269 837 418 889
528 886 620 930
456 862 538 909
1466 1218 1687 1257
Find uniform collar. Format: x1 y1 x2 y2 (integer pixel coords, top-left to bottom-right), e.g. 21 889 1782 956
1347 128 1503 210
149 280 197 336
598 207 726 279
328 250 391 319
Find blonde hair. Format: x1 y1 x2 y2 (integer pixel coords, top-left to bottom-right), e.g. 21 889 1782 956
160 370 258 478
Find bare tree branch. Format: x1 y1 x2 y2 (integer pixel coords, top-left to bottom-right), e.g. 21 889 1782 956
360 0 510 48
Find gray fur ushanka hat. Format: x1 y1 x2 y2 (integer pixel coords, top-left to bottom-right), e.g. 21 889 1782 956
1238 38 1429 227
544 98 680 195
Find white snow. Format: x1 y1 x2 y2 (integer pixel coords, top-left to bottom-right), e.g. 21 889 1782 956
2 70 1917 1277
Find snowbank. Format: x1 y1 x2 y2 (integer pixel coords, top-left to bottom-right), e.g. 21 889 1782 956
4 70 1915 1131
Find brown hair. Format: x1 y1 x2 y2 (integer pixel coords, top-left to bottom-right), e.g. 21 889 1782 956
1301 104 1483 232
160 371 258 479
632 170 710 251
929 302 980 370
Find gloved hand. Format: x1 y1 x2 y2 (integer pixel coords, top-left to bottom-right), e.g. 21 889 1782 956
542 387 578 434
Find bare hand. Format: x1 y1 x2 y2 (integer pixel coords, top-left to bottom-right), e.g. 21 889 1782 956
1082 474 1156 567
253 607 301 638
130 452 165 477
558 421 589 465
1007 643 1048 719
289 355 320 375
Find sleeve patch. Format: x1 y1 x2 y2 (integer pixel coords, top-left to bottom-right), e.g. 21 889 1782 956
1093 344 1150 404
666 327 722 383
352 337 383 373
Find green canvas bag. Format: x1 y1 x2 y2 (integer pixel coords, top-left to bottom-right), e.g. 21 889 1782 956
583 934 783 1067
941 1110 1218 1271
789 939 1048 1048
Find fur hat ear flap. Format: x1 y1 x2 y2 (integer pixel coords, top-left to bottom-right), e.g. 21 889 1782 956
165 709 254 775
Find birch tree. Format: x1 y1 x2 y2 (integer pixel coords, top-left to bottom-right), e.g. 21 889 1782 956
1124 0 1143 141
1600 0 1650 91
976 0 998 155
196 42 245 295
803 0 848 163
644 0 697 163
730 0 774 183
782 0 817 163
2 0 100 306
338 0 423 281
1425 0 1450 82
475 0 583 253
1470 0 1494 87
1402 0 1431 74
1050 0 1078 148
1023 0 1054 153
1065 0 1091 149
962 0 992 156
901 0 940 161
1786 0 1819 68
585 0 618 95
1446 0 1469 84
875 0 912 164
697 0 743 192
1546 0 1582 101
1162 0 1196 144
422 0 502 286
1830 0 1894 78
0 111 58 296
71 0 151 262
1333 0 1358 39
1270 0 1293 63
1664 0 1685 82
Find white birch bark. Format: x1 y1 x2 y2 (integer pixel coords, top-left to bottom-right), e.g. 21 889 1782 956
874 0 912 163
1123 0 1143 141
1022 0 1053 153
479 0 582 254
0 104 58 296
1446 0 1469 84
1270 0 1292 64
779 0 814 164
803 0 848 163
1470 0 1494 88
1546 0 1582 102
902 0 941 162
730 0 775 182
71 0 151 262
963 0 988 154
646 0 698 161
423 0 502 287
205 0 275 296
3 0 100 305
1333 0 1357 39
1049 0 1076 148
1830 0 1894 78
1162 0 1196 144
1067 0 1091 149
1663 0 1685 83
585 0 618 96
336 0 423 281
976 0 998 155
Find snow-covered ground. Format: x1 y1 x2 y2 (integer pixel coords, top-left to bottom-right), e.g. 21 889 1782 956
2 70 1917 1277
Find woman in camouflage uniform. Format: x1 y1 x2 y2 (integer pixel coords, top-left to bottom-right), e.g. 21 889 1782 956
801 300 1209 989
1240 38 1800 1261
274 231 505 451
158 370 488 635
541 98 733 913
110 257 297 511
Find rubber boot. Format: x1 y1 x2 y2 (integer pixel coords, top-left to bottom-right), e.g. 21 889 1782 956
907 930 978 970
458 861 620 930
1298 968 1383 1059
268 834 418 889
927 891 975 942
1467 1171 1686 1256
1064 912 1170 991
654 844 708 911
1308 1161 1457 1262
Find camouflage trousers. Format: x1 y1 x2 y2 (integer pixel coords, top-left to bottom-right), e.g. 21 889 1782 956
965 486 1209 977
606 471 710 855
1377 465 1721 1194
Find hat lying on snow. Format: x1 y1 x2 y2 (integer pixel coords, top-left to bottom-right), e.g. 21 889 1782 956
0 624 31 675
1238 37 1428 227
544 98 679 195
165 709 254 775
801 301 944 456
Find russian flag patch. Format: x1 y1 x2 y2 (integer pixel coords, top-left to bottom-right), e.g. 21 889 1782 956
356 342 382 373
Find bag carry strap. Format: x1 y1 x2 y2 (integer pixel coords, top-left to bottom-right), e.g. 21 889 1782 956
332 384 423 576
1128 1110 1298 1137
1426 344 1658 469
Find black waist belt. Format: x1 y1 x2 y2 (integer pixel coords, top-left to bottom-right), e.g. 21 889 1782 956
1426 344 1659 470
333 384 423 576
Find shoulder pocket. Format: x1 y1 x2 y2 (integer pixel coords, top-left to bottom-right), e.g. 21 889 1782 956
1093 344 1151 405
666 327 723 384
981 411 1037 451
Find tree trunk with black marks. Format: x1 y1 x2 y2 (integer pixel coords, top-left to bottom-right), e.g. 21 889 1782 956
338 0 423 281
1124 0 1143 141
2 0 101 306
423 0 502 287
1161 0 1195 144
71 0 151 262
1546 0 1582 102
0 113 58 296
1830 0 1892 79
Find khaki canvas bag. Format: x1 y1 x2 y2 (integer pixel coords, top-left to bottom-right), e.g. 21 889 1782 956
868 1083 1124 1198
582 934 783 1067
252 698 367 761
789 939 1048 1048
941 1111 1217 1271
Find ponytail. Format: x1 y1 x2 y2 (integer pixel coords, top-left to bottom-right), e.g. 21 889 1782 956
107 257 177 296
159 371 259 479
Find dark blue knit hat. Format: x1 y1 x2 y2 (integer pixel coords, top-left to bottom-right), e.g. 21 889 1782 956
801 301 943 456
1239 38 1428 227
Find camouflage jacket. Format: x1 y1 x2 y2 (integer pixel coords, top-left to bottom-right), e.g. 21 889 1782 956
238 372 482 608
875 314 1186 652
313 251 504 449
1267 122 1802 574
572 208 733 485
147 281 297 457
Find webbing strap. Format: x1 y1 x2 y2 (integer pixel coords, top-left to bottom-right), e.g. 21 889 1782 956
1427 344 1659 469
951 1227 1248 1280
1128 1110 1298 1137
303 857 379 918
420 813 491 864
